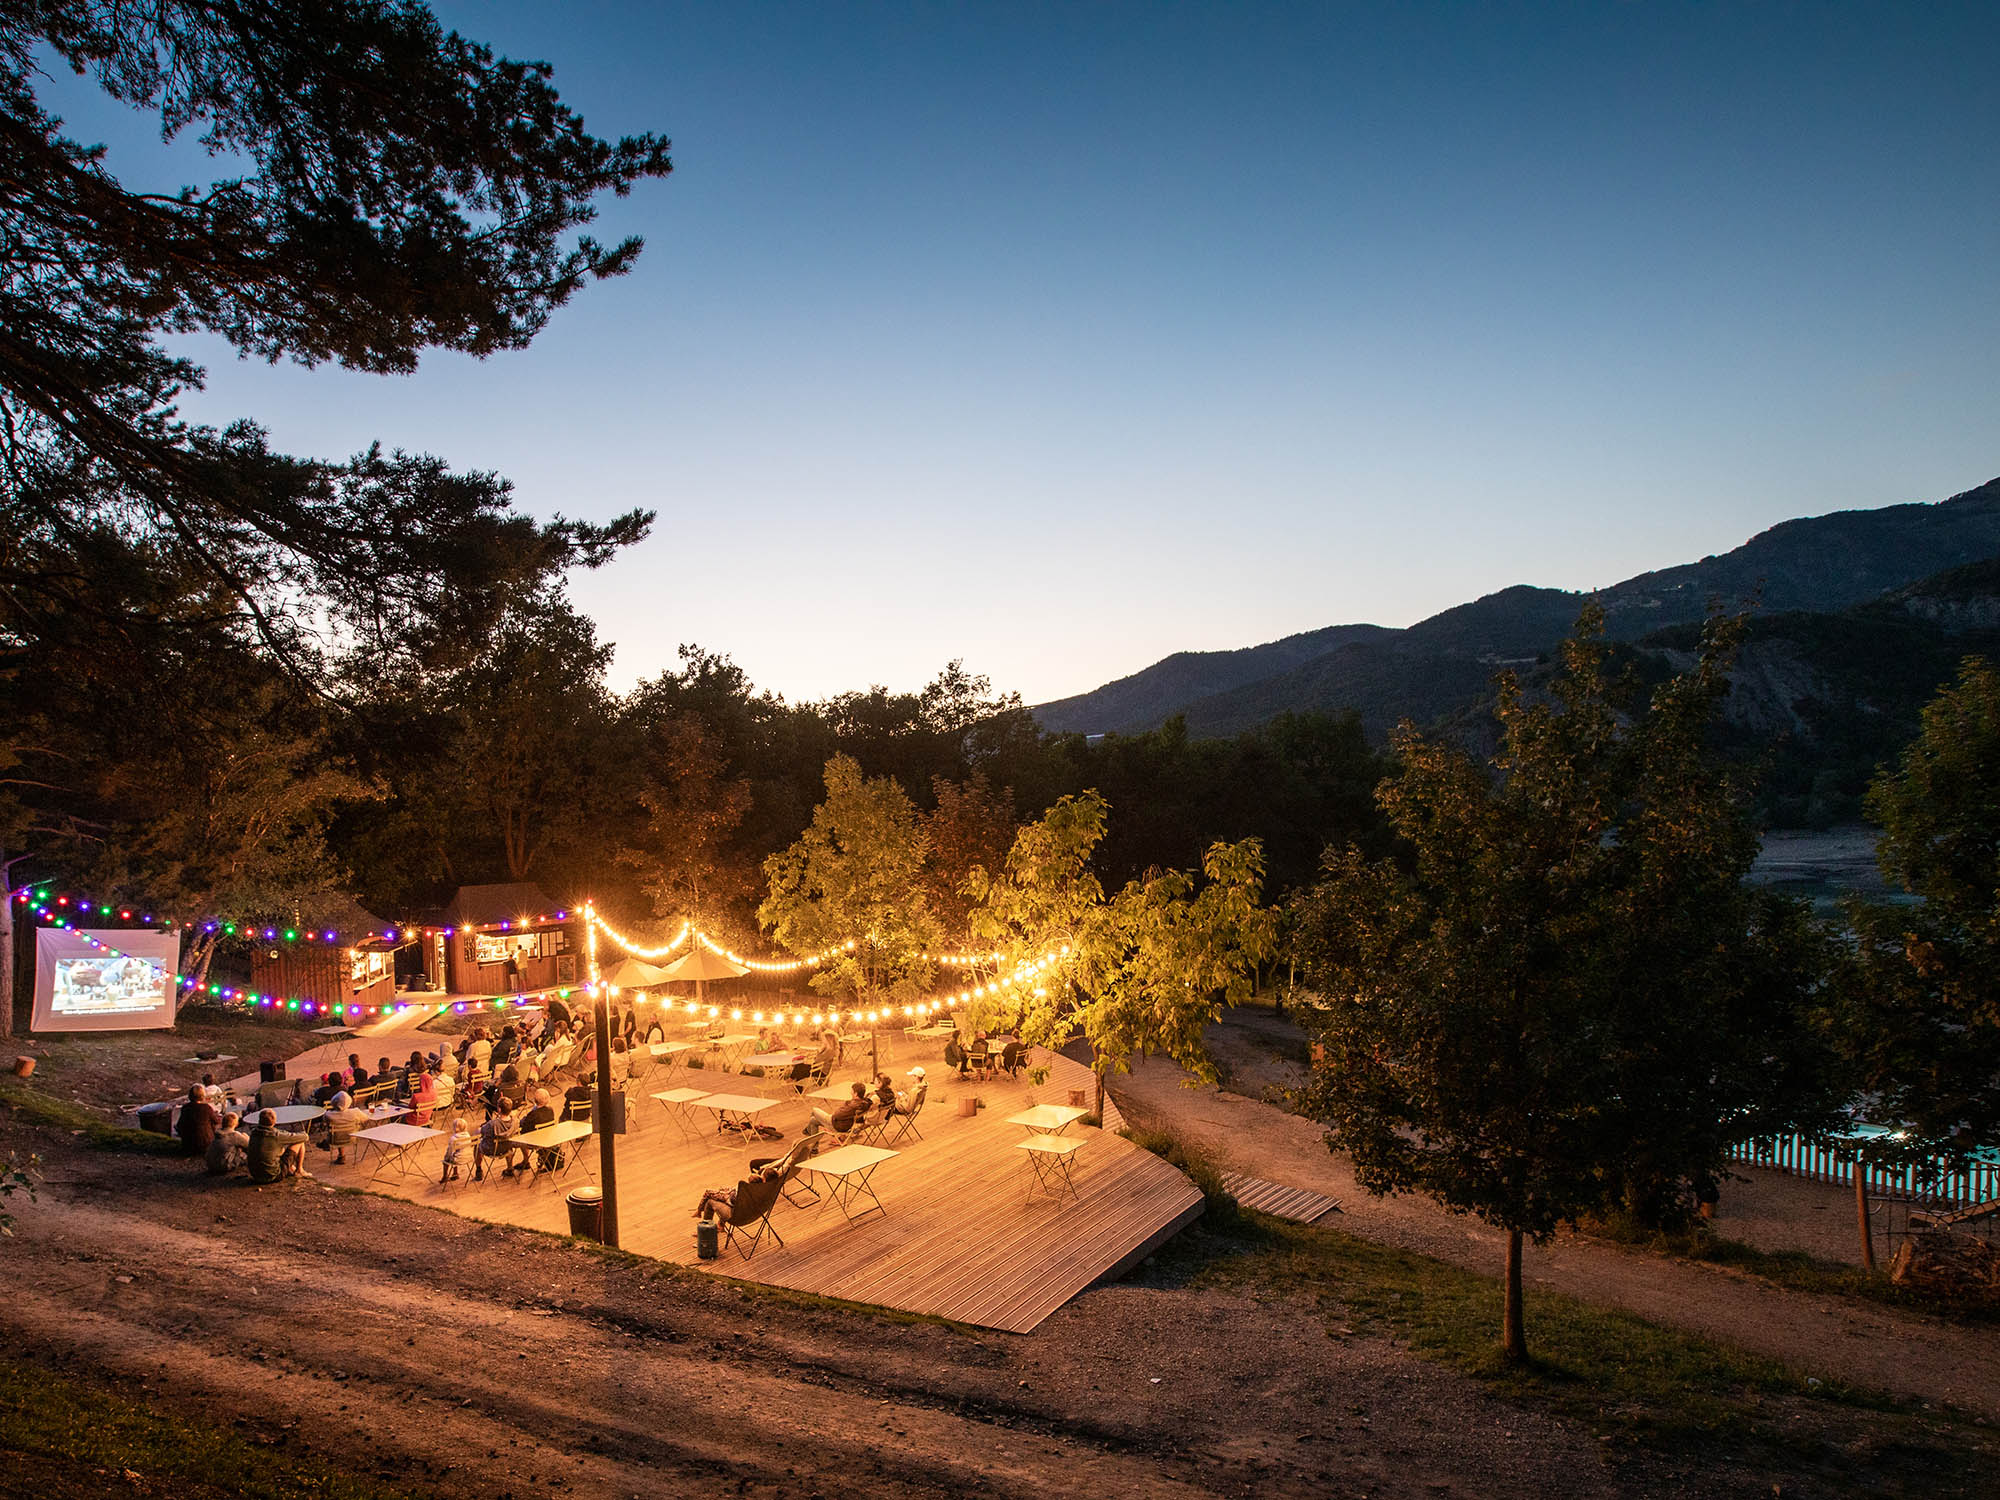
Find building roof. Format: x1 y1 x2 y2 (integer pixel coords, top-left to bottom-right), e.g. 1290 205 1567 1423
437 883 570 928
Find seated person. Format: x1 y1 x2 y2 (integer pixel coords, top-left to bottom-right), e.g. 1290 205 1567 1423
887 1066 926 1118
544 995 572 1032
562 1081 594 1121
206 1111 250 1175
942 1036 968 1077
311 1071 342 1106
467 1029 493 1075
809 1081 872 1137
320 1090 368 1165
643 1016 666 1045
608 1037 630 1086
694 1160 785 1225
491 1026 519 1068
199 1073 228 1108
247 1110 309 1184
476 1101 520 1180
495 1063 529 1110
347 1053 371 1089
872 1073 900 1115
408 1069 440 1124
504 1089 560 1177
176 1085 220 1158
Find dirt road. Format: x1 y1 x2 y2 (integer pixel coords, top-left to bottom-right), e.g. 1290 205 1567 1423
1109 1020 2000 1420
0 1133 1799 1500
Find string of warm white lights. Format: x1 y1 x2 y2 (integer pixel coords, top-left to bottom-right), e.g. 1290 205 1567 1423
584 905 1003 974
584 943 1071 1030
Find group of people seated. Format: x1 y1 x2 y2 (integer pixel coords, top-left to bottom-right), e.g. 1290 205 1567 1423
941 1029 1021 1080
176 1094 313 1185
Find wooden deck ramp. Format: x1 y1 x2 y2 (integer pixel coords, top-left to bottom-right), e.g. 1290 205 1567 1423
1218 1172 1344 1225
352 1044 1201 1334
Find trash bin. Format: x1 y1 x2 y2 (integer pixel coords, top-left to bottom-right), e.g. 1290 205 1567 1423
696 1217 719 1260
136 1102 174 1135
566 1186 603 1242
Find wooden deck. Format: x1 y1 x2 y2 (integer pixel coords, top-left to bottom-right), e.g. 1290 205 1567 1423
339 1044 1202 1333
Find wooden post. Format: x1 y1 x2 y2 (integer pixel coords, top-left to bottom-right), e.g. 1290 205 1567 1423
594 995 619 1248
1854 1153 1874 1273
0 850 17 1040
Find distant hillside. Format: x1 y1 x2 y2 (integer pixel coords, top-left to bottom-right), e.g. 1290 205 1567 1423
1033 623 1395 736
1035 476 2000 739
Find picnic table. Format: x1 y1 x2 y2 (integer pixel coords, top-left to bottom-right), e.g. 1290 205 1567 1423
796 1143 897 1225
354 1122 442 1183
1006 1104 1088 1137
687 1092 780 1148
1016 1135 1084 1202
507 1119 593 1180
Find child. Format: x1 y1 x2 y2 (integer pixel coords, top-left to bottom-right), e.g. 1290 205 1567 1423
441 1115 471 1183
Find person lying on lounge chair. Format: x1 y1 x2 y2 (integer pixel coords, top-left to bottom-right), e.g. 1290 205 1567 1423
694 1161 784 1225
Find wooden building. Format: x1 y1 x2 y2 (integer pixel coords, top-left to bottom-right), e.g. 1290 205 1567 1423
427 882 577 997
249 896 409 1019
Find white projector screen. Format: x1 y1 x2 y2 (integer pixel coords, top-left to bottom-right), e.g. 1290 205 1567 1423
32 927 180 1032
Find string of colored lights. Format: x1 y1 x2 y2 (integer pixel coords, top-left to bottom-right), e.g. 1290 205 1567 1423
9 883 570 944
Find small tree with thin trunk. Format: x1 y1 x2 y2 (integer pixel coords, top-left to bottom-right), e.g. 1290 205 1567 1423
1291 609 1843 1361
967 791 1277 1106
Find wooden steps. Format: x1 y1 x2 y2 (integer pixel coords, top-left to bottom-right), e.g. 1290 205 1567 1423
1218 1172 1344 1224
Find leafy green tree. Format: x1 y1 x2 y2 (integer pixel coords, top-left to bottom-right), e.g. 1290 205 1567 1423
921 772 1015 945
620 713 755 938
968 791 1278 1105
1845 658 2000 1196
759 756 937 1005
2 0 663 676
1291 610 1844 1362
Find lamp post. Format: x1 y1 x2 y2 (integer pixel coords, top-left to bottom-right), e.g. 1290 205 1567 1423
585 905 618 1247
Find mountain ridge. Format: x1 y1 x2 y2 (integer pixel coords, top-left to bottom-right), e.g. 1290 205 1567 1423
1034 476 2000 740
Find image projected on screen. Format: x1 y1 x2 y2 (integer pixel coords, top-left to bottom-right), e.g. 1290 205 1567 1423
51 955 169 1016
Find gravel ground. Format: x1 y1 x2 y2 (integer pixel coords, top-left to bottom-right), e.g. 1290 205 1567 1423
1108 1013 2000 1420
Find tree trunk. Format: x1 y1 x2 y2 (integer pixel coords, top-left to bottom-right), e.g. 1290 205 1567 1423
1854 1155 1875 1273
1502 1230 1528 1364
0 849 17 1040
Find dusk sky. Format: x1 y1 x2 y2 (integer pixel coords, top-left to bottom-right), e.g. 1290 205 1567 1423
46 3 2000 703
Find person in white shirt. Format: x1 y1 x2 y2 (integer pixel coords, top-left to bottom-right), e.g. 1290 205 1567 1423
467 1029 493 1073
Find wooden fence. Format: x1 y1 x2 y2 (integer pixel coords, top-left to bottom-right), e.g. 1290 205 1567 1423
1728 1130 2000 1208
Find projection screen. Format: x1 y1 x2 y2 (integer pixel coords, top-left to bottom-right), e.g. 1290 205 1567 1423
32 927 180 1032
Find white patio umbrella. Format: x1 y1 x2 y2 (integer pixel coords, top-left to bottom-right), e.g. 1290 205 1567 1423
659 946 750 1006
599 956 671 991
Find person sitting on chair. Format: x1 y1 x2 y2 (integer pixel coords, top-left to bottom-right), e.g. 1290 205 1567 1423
505 1089 558 1177
176 1085 220 1158
883 1066 924 1121
810 1081 871 1136
476 1100 519 1181
694 1161 784 1224
872 1073 900 1115
321 1090 367 1164
943 1035 968 1078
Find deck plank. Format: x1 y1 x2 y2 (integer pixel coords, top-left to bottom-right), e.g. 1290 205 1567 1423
344 1046 1198 1332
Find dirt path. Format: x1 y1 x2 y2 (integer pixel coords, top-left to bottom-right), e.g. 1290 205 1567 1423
0 1139 1690 1500
1110 1034 2000 1420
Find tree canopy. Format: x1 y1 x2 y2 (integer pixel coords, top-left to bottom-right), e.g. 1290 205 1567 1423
1844 657 2000 1159
1291 609 1845 1361
1 0 665 678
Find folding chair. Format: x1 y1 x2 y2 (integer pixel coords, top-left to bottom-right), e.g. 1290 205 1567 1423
719 1170 789 1260
880 1085 927 1146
